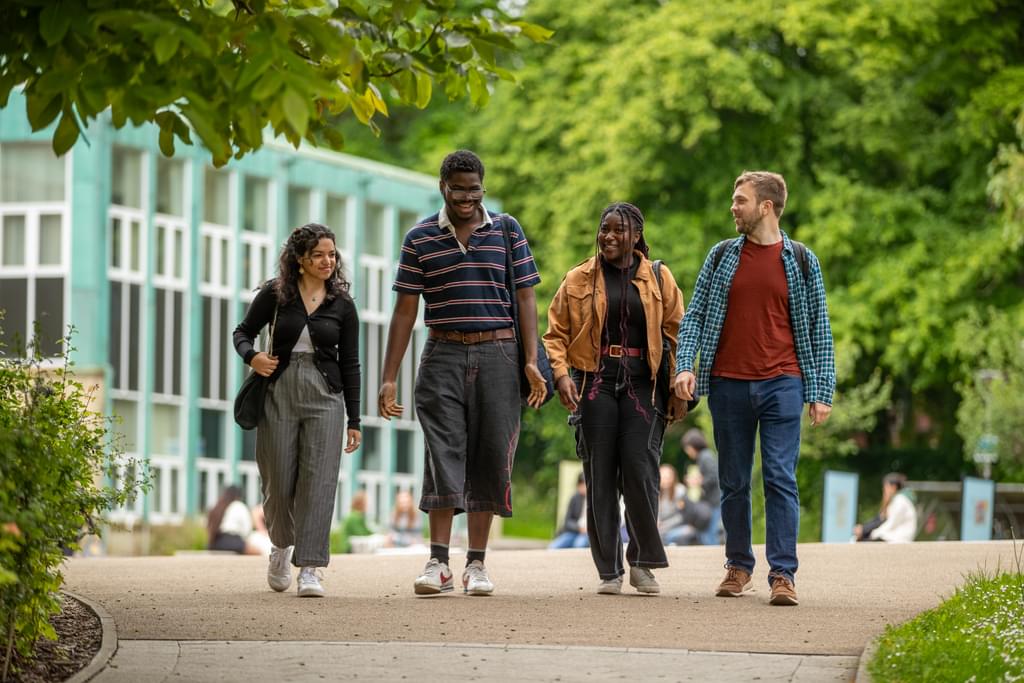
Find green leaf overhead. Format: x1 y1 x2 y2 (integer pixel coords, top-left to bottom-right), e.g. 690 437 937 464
0 0 552 165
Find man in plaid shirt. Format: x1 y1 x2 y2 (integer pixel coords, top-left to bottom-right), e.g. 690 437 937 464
673 171 835 607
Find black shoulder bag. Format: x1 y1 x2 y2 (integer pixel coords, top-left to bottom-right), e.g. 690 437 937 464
233 304 278 430
499 216 555 407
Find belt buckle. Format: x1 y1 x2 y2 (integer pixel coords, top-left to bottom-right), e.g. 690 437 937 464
609 344 623 358
462 331 480 345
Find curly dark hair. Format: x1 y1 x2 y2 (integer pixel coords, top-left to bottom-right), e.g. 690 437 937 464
274 223 351 304
440 150 485 182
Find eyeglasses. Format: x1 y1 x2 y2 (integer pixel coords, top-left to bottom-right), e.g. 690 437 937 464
445 184 486 201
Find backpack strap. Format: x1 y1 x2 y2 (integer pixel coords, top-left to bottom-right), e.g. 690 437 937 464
712 237 810 281
651 259 663 288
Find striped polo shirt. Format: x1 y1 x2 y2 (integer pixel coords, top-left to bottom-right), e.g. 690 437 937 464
393 207 541 331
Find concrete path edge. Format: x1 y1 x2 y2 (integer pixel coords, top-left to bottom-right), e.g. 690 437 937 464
854 634 880 683
63 590 117 683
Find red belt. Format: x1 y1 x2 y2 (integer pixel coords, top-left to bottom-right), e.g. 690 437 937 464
429 327 517 345
601 344 645 358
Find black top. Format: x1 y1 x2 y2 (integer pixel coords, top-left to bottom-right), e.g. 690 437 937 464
600 258 648 379
233 281 361 429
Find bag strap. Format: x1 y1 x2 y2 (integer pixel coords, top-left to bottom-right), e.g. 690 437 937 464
652 259 663 288
498 216 521 331
267 302 279 357
712 237 809 281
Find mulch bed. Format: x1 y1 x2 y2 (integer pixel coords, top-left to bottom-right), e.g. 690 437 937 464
1 594 102 683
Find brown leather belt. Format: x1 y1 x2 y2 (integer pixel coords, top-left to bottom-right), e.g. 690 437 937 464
429 327 517 345
601 344 645 358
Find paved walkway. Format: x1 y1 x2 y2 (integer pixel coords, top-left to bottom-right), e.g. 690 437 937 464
64 541 1018 682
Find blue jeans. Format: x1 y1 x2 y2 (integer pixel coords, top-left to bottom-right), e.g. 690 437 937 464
708 375 803 585
549 532 590 549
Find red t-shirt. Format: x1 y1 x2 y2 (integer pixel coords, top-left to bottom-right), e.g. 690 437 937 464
712 240 802 380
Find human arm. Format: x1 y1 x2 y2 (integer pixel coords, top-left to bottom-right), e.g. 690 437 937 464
378 293 420 419
673 245 718 400
232 284 280 377
542 278 581 411
516 285 547 409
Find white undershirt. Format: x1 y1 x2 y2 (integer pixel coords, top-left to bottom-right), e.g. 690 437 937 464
292 324 314 352
219 500 253 537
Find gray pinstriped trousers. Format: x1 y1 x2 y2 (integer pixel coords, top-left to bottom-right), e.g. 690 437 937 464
256 353 344 568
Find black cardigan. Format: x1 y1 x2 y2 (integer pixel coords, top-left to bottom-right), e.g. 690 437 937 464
233 282 361 428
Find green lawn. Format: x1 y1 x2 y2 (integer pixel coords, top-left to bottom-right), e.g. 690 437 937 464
869 570 1024 682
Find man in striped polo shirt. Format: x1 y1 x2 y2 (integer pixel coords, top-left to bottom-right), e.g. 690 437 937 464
379 150 547 597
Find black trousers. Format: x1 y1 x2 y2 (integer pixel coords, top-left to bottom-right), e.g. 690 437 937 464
573 362 668 580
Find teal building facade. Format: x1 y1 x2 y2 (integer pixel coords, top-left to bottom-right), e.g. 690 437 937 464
0 90 442 529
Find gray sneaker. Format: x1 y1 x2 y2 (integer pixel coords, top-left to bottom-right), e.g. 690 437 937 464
267 545 293 592
462 560 494 596
297 567 325 598
597 577 623 595
629 566 660 594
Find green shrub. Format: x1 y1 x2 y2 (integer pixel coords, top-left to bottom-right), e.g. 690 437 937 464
0 329 144 680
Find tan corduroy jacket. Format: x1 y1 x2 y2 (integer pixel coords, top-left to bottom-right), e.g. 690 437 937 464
543 253 684 387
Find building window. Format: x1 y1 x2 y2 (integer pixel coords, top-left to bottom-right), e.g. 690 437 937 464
244 176 271 233
200 408 225 459
363 203 388 257
287 186 312 230
326 194 350 254
108 281 143 391
0 143 65 203
156 158 185 217
111 147 144 209
0 145 68 356
151 403 182 456
204 167 231 226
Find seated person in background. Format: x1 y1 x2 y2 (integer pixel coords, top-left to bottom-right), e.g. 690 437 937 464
661 465 715 546
549 473 589 549
389 490 424 548
681 428 722 545
854 473 917 543
247 504 273 556
336 489 375 553
207 485 262 555
657 464 685 540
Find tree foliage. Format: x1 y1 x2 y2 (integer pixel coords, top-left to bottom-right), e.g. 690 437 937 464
0 0 551 165
449 0 1024 484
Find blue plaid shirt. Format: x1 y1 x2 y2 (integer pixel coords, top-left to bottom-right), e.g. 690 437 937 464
675 231 835 405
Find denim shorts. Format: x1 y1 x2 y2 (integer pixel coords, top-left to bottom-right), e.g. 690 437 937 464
414 337 521 517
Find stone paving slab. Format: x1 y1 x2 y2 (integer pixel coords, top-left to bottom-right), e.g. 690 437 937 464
64 541 1019 657
92 640 860 682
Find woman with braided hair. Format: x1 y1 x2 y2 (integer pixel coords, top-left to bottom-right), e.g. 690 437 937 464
233 223 362 598
544 202 687 594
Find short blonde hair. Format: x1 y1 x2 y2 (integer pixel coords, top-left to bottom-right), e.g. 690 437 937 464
735 171 787 218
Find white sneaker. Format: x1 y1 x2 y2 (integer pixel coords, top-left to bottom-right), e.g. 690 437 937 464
462 560 494 596
597 577 623 595
267 545 293 592
297 567 325 598
629 566 660 594
414 558 454 595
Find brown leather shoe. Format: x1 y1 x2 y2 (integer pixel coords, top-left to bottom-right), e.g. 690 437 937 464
769 575 799 606
715 566 753 597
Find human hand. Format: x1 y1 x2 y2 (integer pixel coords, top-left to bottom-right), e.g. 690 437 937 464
251 352 279 377
344 428 361 453
524 362 547 409
667 395 688 423
555 375 580 412
378 381 403 419
809 402 832 426
673 371 696 400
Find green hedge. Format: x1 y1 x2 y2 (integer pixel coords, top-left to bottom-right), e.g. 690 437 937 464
0 331 143 680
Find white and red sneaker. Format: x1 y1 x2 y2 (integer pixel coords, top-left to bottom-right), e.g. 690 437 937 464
414 558 454 595
462 560 494 596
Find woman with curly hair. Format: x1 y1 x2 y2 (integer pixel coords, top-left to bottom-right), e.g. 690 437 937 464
233 223 361 598
544 202 687 595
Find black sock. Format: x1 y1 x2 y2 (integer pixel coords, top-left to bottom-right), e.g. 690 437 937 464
466 548 486 565
430 543 449 565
